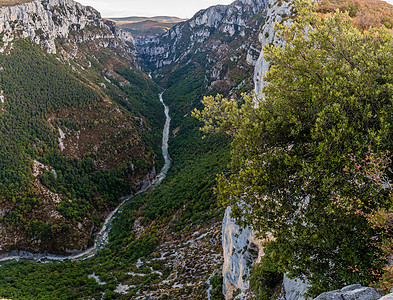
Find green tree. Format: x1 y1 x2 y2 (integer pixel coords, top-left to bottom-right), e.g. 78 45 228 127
194 0 393 295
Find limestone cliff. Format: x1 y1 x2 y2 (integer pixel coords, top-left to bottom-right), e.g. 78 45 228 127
222 207 264 299
254 0 292 97
137 0 267 70
0 0 134 54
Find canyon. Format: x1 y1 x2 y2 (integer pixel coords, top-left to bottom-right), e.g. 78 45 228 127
0 0 392 299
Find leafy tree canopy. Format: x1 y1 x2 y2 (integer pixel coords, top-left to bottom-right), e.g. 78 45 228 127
194 0 393 295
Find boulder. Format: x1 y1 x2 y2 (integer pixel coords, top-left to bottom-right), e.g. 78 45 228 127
314 284 381 300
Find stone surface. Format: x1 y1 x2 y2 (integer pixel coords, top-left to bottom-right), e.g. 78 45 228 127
282 275 308 300
222 206 265 300
254 0 292 98
314 284 381 300
0 0 133 54
380 293 393 300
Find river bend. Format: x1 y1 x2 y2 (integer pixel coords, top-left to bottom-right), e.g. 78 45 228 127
0 92 171 263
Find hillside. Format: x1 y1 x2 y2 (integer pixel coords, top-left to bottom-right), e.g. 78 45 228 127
317 0 393 29
0 0 32 7
108 16 186 37
0 0 163 255
110 16 185 23
2 0 393 299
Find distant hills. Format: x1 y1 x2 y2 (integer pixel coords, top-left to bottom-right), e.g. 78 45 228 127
107 16 187 37
0 0 32 7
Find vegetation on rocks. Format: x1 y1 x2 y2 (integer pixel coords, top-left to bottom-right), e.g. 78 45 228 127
194 0 393 296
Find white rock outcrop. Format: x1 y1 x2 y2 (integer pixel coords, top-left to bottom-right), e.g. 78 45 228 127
282 275 308 300
137 0 268 68
222 208 309 300
314 284 381 300
0 0 133 54
254 0 292 97
222 206 265 299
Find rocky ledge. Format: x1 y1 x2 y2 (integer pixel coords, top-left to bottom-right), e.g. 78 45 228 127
0 0 133 54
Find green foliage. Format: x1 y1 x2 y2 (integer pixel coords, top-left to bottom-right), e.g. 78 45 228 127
0 260 106 300
209 275 225 300
0 40 99 201
142 122 229 225
249 251 283 300
113 68 164 163
0 38 164 242
195 0 393 295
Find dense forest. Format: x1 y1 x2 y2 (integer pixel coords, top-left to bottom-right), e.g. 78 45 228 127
0 39 163 250
3 0 393 299
0 68 229 300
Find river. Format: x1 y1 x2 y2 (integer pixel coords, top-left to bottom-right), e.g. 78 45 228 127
153 92 171 185
0 92 171 263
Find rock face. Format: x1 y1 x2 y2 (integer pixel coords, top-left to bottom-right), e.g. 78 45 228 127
222 208 309 300
219 2 308 300
314 284 381 300
0 0 134 54
254 0 292 97
137 0 267 69
282 275 308 300
217 1 293 299
222 206 265 299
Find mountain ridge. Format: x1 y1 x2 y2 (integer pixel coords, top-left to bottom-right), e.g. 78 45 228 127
108 16 186 38
137 0 267 69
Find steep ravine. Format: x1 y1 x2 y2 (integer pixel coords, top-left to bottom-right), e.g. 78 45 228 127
0 92 171 263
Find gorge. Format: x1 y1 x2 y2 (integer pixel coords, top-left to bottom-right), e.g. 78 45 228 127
0 91 172 263
0 0 393 299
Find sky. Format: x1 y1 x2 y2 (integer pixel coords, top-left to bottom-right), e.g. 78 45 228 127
77 0 393 19
76 0 235 18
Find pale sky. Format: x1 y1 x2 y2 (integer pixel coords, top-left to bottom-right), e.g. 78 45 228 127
77 0 393 19
77 0 235 18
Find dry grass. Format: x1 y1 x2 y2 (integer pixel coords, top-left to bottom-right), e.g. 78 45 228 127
0 0 33 8
318 0 393 30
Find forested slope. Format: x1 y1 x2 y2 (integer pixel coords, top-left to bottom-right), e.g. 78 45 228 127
0 0 163 255
5 0 393 299
0 0 264 298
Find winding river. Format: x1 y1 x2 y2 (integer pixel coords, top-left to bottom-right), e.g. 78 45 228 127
0 92 171 263
154 92 171 185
